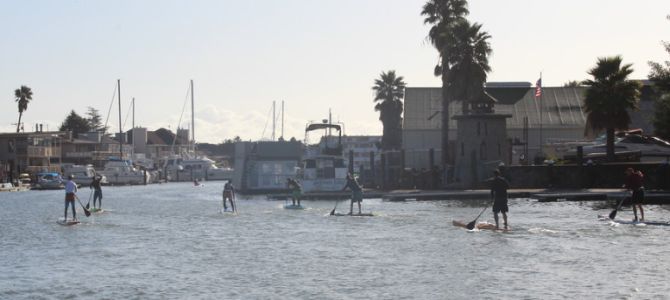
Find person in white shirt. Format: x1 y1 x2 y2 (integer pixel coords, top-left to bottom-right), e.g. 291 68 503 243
64 175 78 221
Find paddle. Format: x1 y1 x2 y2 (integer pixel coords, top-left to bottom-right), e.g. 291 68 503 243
85 189 93 210
466 205 490 230
330 200 341 215
230 191 237 213
75 195 91 217
609 192 630 220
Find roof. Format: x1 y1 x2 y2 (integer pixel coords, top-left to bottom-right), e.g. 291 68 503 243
306 123 341 132
145 128 188 145
404 84 655 133
404 86 587 130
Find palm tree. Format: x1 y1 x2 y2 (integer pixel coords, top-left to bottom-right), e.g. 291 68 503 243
373 70 406 150
421 0 469 165
14 85 33 133
446 20 492 113
582 56 641 161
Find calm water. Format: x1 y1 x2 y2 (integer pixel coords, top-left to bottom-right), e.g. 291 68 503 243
1 182 669 299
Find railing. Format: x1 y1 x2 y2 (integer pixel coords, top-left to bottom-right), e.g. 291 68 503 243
64 152 93 158
25 165 61 173
26 146 61 158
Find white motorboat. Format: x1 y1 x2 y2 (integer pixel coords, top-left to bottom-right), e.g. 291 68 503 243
162 155 233 181
63 164 107 186
566 134 670 162
98 159 147 185
0 182 29 192
299 121 348 192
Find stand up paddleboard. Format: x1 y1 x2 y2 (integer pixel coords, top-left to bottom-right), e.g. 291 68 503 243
57 219 80 226
88 208 104 213
598 215 670 226
330 212 374 217
452 220 511 232
283 204 304 210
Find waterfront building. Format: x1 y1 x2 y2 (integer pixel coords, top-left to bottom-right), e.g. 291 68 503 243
339 135 381 173
0 130 68 179
402 81 657 169
234 140 303 192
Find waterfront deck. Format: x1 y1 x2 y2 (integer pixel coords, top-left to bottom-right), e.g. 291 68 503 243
266 188 670 204
382 188 670 205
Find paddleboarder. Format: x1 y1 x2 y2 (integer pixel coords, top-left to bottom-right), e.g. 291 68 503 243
287 178 302 206
90 173 103 209
342 173 363 215
490 169 509 230
624 167 645 221
222 180 235 212
64 174 78 221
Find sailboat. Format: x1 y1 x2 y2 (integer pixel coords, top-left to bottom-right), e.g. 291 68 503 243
98 79 147 185
162 80 233 182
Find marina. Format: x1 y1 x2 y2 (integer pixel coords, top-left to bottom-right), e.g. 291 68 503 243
1 0 669 298
1 182 670 298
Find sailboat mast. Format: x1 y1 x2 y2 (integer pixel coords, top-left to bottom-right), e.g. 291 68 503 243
272 101 276 141
132 97 135 155
191 79 195 153
281 100 284 140
118 79 123 159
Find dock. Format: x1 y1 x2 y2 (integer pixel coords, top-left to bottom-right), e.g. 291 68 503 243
265 188 670 204
383 189 670 205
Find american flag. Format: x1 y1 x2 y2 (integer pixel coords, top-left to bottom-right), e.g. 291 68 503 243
535 78 542 98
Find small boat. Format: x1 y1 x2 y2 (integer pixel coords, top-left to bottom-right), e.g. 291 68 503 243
32 172 64 190
0 182 29 192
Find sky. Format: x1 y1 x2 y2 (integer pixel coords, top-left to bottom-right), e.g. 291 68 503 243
1 0 669 143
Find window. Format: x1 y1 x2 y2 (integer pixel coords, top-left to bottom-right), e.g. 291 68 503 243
480 142 487 160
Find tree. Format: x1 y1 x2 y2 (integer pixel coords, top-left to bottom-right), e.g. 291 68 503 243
563 80 582 87
60 110 92 138
422 0 469 165
582 56 641 161
446 20 492 113
86 106 107 132
648 15 670 139
372 70 406 150
14 85 33 132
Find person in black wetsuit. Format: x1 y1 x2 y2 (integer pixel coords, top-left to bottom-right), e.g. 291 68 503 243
90 173 103 209
342 173 363 215
490 169 510 230
222 180 236 212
